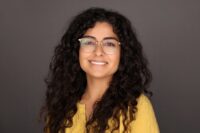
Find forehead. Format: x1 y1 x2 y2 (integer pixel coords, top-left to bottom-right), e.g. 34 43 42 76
84 22 119 40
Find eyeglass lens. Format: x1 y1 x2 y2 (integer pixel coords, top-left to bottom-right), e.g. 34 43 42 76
79 37 119 54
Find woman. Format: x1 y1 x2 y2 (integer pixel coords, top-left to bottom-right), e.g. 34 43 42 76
41 7 159 133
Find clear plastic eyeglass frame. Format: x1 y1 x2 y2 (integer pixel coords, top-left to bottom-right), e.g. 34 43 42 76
78 37 121 55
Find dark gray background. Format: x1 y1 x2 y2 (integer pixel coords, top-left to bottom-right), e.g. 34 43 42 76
1 0 200 133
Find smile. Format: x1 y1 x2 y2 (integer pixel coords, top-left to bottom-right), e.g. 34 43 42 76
89 60 108 65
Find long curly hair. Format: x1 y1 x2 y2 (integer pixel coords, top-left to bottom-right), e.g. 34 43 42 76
40 7 152 133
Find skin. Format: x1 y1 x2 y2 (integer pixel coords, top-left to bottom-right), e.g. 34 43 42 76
79 22 121 120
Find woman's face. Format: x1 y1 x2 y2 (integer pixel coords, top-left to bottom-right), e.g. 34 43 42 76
79 22 121 79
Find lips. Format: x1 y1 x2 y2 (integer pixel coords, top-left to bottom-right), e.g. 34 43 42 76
89 60 108 65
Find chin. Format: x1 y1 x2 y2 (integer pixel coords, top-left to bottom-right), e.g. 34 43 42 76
87 72 113 79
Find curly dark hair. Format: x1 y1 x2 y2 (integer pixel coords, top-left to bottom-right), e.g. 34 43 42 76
40 7 152 133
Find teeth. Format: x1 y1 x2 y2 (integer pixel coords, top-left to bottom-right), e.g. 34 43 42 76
90 61 107 65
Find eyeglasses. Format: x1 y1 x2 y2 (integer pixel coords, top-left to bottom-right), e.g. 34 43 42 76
78 36 121 54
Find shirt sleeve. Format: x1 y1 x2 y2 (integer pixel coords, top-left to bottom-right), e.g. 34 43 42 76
130 94 160 133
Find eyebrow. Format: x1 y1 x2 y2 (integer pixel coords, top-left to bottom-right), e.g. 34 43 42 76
82 35 119 41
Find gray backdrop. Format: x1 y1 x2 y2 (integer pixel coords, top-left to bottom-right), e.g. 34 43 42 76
1 0 200 133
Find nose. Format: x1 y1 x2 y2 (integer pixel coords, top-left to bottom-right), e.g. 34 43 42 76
93 42 104 56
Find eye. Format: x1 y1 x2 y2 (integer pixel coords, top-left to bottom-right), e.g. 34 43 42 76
85 40 95 45
105 42 115 47
80 38 96 45
103 40 117 47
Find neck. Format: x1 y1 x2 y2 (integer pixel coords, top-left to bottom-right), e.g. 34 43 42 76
82 75 112 103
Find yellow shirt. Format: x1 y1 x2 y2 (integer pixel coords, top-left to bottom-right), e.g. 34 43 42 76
65 94 160 133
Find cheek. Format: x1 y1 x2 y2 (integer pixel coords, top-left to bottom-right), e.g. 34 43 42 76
79 50 84 68
115 50 121 64
110 53 121 70
79 50 88 70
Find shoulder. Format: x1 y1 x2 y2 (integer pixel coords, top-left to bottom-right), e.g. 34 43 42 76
130 93 160 133
136 93 152 110
135 94 156 123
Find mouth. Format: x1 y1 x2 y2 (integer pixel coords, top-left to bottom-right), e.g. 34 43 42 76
89 60 108 65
